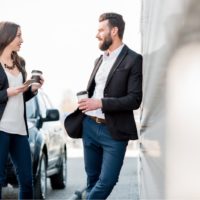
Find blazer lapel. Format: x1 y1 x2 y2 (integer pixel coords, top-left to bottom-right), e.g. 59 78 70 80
0 63 5 76
87 55 103 90
105 45 128 88
0 63 8 87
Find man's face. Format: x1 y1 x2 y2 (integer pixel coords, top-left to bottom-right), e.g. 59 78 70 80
96 20 113 51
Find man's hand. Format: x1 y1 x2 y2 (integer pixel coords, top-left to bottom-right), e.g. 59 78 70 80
78 98 102 113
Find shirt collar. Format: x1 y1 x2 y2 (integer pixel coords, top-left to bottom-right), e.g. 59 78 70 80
103 44 124 60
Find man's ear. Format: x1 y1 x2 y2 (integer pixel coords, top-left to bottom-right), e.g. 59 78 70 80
111 27 119 37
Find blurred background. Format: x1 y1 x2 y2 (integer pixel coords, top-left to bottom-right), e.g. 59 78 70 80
1 0 141 113
140 0 200 199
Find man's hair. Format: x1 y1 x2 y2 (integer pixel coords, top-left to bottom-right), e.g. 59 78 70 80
99 12 125 39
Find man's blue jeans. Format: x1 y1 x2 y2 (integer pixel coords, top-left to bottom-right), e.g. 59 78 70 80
82 116 128 200
0 131 33 199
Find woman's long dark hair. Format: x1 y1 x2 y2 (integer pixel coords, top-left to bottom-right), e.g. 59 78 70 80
0 21 26 77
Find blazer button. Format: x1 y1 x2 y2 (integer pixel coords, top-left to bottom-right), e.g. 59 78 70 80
104 93 108 97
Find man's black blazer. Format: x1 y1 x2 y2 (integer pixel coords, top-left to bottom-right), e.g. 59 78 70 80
65 45 142 141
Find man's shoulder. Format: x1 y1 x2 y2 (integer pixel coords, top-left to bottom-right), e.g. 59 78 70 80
124 45 142 57
122 45 142 61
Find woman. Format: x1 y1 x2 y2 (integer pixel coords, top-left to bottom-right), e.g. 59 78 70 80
0 21 44 199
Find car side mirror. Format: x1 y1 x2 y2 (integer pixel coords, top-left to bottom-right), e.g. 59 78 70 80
44 109 60 121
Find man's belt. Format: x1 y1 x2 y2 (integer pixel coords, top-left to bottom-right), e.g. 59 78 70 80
88 116 106 124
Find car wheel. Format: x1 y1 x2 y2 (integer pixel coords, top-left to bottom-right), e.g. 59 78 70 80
50 151 67 189
34 153 47 199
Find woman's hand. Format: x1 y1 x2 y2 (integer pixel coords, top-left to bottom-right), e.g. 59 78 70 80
31 75 44 93
7 85 29 97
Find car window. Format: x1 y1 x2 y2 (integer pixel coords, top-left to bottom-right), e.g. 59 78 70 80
26 98 37 119
37 93 47 118
36 91 54 118
41 93 53 109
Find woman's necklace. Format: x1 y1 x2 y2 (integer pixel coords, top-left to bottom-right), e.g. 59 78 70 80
4 62 15 70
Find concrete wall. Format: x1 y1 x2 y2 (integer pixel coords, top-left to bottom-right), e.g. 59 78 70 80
139 0 200 199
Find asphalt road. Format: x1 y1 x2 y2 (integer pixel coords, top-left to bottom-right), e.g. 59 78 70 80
2 142 139 200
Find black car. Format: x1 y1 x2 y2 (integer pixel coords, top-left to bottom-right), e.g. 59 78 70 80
5 89 67 199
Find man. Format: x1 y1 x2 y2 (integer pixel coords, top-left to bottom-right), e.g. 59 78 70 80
65 12 142 199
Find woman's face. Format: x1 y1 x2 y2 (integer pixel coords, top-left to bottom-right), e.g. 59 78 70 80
7 27 23 52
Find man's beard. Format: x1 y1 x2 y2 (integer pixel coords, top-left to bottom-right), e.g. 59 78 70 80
99 36 113 51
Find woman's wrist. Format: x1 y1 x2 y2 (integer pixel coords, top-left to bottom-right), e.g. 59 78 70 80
31 87 38 95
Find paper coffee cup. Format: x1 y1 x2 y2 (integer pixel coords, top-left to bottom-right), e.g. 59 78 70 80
31 70 43 84
77 91 88 101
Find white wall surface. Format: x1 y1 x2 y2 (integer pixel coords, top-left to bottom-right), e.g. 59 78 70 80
140 0 200 199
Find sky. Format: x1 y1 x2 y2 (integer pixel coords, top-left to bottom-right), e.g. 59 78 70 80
1 0 141 109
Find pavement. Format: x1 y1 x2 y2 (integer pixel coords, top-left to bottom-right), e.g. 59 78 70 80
2 140 139 200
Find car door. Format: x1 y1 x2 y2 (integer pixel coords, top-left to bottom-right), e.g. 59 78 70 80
36 91 64 170
26 97 38 158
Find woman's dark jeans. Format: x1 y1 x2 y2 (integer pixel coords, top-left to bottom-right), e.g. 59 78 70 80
0 131 33 199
